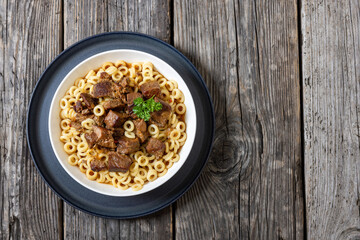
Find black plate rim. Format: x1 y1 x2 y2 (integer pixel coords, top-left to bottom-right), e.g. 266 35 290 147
26 31 215 219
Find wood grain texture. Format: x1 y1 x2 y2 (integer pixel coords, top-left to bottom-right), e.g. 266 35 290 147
173 0 304 239
0 0 62 239
63 1 172 239
302 0 360 239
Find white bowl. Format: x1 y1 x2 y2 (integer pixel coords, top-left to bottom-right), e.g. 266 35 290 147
49 49 196 196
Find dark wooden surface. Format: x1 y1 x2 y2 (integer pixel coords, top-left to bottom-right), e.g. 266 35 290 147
302 1 360 239
0 0 359 239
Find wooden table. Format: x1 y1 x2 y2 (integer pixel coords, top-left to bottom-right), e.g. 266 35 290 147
1 0 359 239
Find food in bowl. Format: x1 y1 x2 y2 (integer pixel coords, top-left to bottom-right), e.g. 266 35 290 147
59 60 187 191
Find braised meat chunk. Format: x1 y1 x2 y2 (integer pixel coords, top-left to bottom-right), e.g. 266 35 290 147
150 97 171 128
104 110 128 128
146 138 165 159
99 72 112 81
103 99 125 110
126 92 142 106
73 101 83 113
90 159 107 172
84 132 98 148
133 119 148 142
140 81 160 99
119 77 129 88
80 93 96 109
117 136 140 154
113 128 125 138
93 115 105 126
93 126 116 148
92 81 114 98
108 152 132 172
70 121 82 131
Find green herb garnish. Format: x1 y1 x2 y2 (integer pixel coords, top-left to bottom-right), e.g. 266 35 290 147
133 96 162 121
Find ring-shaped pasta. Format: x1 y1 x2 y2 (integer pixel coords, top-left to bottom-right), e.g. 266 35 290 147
147 169 158 182
64 142 76 154
112 70 123 81
118 65 129 75
96 172 106 183
131 183 143 191
77 142 88 153
81 118 95 130
102 62 114 70
170 129 181 140
93 105 105 116
176 121 186 132
98 153 108 161
158 169 168 177
115 60 127 68
137 156 149 167
160 89 170 100
79 162 88 173
86 169 98 180
71 136 82 145
60 98 69 109
175 103 186 115
105 66 118 75
60 119 71 130
165 81 175 91
123 120 135 132
148 124 159 135
178 132 187 143
157 133 167 141
154 161 166 172
125 131 135 139
85 70 96 79
172 89 182 99
117 182 129 190
137 168 148 180
68 154 78 166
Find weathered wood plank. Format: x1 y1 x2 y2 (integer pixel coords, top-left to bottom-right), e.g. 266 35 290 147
173 0 304 239
302 0 360 239
0 0 62 239
63 1 172 239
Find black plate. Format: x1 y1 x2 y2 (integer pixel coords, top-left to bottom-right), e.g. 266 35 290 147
26 32 214 218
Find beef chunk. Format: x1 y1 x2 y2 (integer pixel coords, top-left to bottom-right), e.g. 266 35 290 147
150 97 171 128
103 99 125 110
92 115 105 126
80 93 96 109
108 152 132 172
73 101 83 113
104 110 128 128
70 121 82 131
84 131 98 148
140 81 161 99
119 77 129 88
133 119 148 142
117 136 140 154
118 77 131 93
90 159 107 172
99 72 112 81
75 113 94 122
92 81 114 98
126 92 142 106
93 126 116 148
146 138 165 159
92 80 123 99
81 109 92 115
113 128 125 138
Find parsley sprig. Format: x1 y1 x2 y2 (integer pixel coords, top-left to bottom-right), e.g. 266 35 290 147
133 96 162 121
